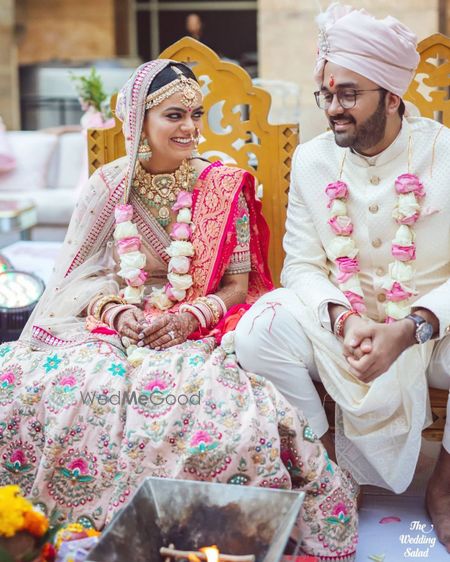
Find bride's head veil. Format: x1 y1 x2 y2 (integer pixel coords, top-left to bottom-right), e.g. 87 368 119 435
20 59 193 343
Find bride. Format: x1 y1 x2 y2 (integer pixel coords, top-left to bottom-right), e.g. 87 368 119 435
0 60 358 561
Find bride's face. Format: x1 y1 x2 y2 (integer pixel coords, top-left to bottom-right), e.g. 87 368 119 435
142 90 204 166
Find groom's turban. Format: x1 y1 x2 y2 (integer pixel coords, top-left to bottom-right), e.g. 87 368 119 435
314 3 420 97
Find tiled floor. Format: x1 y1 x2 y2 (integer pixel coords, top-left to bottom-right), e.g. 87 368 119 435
356 440 449 561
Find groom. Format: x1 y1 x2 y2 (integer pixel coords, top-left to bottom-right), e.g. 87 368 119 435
235 4 450 550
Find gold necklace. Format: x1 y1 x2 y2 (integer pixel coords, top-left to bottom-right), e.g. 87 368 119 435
132 159 197 227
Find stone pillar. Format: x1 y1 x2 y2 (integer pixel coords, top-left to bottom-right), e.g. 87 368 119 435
258 0 439 141
0 0 19 129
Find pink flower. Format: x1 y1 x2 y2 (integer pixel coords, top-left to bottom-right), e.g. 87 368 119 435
385 282 413 302
336 257 360 274
337 271 356 283
67 458 89 475
397 211 420 225
0 371 15 386
116 236 141 254
126 270 148 287
391 243 416 262
395 174 425 198
190 430 213 447
170 222 192 241
328 216 353 236
59 375 77 387
10 449 27 465
168 256 190 275
332 502 348 517
114 204 134 223
145 378 168 392
172 191 193 211
344 291 366 314
325 181 348 202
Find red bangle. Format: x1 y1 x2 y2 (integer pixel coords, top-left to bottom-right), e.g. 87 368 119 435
335 310 359 339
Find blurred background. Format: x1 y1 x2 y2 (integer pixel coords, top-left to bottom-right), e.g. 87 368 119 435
1 0 447 140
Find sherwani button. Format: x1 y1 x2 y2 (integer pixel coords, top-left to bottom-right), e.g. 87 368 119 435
377 293 386 303
369 204 379 213
370 176 380 185
372 238 382 248
375 267 384 276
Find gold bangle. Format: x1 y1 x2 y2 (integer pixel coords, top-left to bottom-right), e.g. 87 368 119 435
93 295 126 320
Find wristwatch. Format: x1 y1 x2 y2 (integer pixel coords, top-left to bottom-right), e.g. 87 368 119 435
405 314 434 344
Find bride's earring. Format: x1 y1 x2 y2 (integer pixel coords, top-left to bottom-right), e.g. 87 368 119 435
191 128 200 157
138 136 152 161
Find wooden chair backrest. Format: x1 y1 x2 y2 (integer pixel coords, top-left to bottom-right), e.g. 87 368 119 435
87 33 449 286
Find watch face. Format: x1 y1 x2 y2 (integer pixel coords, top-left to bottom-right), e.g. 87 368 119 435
417 322 434 343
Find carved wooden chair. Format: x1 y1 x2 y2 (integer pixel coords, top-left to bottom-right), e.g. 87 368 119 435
87 34 449 441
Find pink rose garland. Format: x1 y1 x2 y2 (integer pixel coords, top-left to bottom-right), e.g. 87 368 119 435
325 173 425 322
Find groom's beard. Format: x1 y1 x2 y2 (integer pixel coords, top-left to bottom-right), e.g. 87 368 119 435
329 97 387 153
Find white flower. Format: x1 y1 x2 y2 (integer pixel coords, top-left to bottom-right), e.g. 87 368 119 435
149 287 172 310
167 272 193 291
327 236 358 260
393 193 420 219
177 208 192 224
385 300 411 320
221 331 235 355
389 261 414 283
123 285 144 304
339 276 363 294
117 267 141 280
328 199 347 218
166 241 195 257
114 221 139 240
119 251 146 270
168 256 190 275
127 346 151 367
170 287 186 301
393 225 415 246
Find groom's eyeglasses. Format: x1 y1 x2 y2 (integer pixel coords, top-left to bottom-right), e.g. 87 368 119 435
314 88 384 110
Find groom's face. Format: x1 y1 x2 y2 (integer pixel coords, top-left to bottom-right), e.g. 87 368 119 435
321 62 388 154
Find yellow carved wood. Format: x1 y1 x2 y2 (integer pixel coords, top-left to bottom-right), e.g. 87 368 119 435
88 36 299 286
404 33 450 126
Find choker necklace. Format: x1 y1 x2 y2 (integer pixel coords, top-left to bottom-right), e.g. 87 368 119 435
132 159 197 227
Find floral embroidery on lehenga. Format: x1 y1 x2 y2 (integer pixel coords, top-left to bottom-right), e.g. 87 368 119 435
0 161 358 559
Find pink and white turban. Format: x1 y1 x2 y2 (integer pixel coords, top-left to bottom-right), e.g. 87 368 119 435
314 3 420 97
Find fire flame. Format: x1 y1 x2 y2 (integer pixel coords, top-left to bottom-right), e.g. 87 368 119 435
200 545 220 562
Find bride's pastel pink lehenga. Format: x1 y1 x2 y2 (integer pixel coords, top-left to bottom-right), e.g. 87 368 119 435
0 60 358 562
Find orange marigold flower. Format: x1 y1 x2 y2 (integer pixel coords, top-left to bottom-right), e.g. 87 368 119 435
23 509 49 537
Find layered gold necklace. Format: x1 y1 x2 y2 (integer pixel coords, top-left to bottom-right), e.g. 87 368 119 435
133 159 197 227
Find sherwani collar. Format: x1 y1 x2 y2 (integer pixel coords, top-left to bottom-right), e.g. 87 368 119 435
347 119 409 168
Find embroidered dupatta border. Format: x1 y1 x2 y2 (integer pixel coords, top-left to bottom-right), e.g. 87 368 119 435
180 163 273 304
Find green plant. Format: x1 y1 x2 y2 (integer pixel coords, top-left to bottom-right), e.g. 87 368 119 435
70 68 108 113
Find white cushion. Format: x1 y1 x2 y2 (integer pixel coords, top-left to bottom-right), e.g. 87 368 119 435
48 132 85 190
0 189 77 225
0 132 58 191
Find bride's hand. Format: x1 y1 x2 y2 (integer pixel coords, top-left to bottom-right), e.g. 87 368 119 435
116 307 146 344
139 312 199 350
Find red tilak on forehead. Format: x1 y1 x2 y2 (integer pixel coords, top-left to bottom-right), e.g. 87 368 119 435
329 74 335 88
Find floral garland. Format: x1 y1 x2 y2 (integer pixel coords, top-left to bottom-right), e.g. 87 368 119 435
114 190 194 309
326 173 425 322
